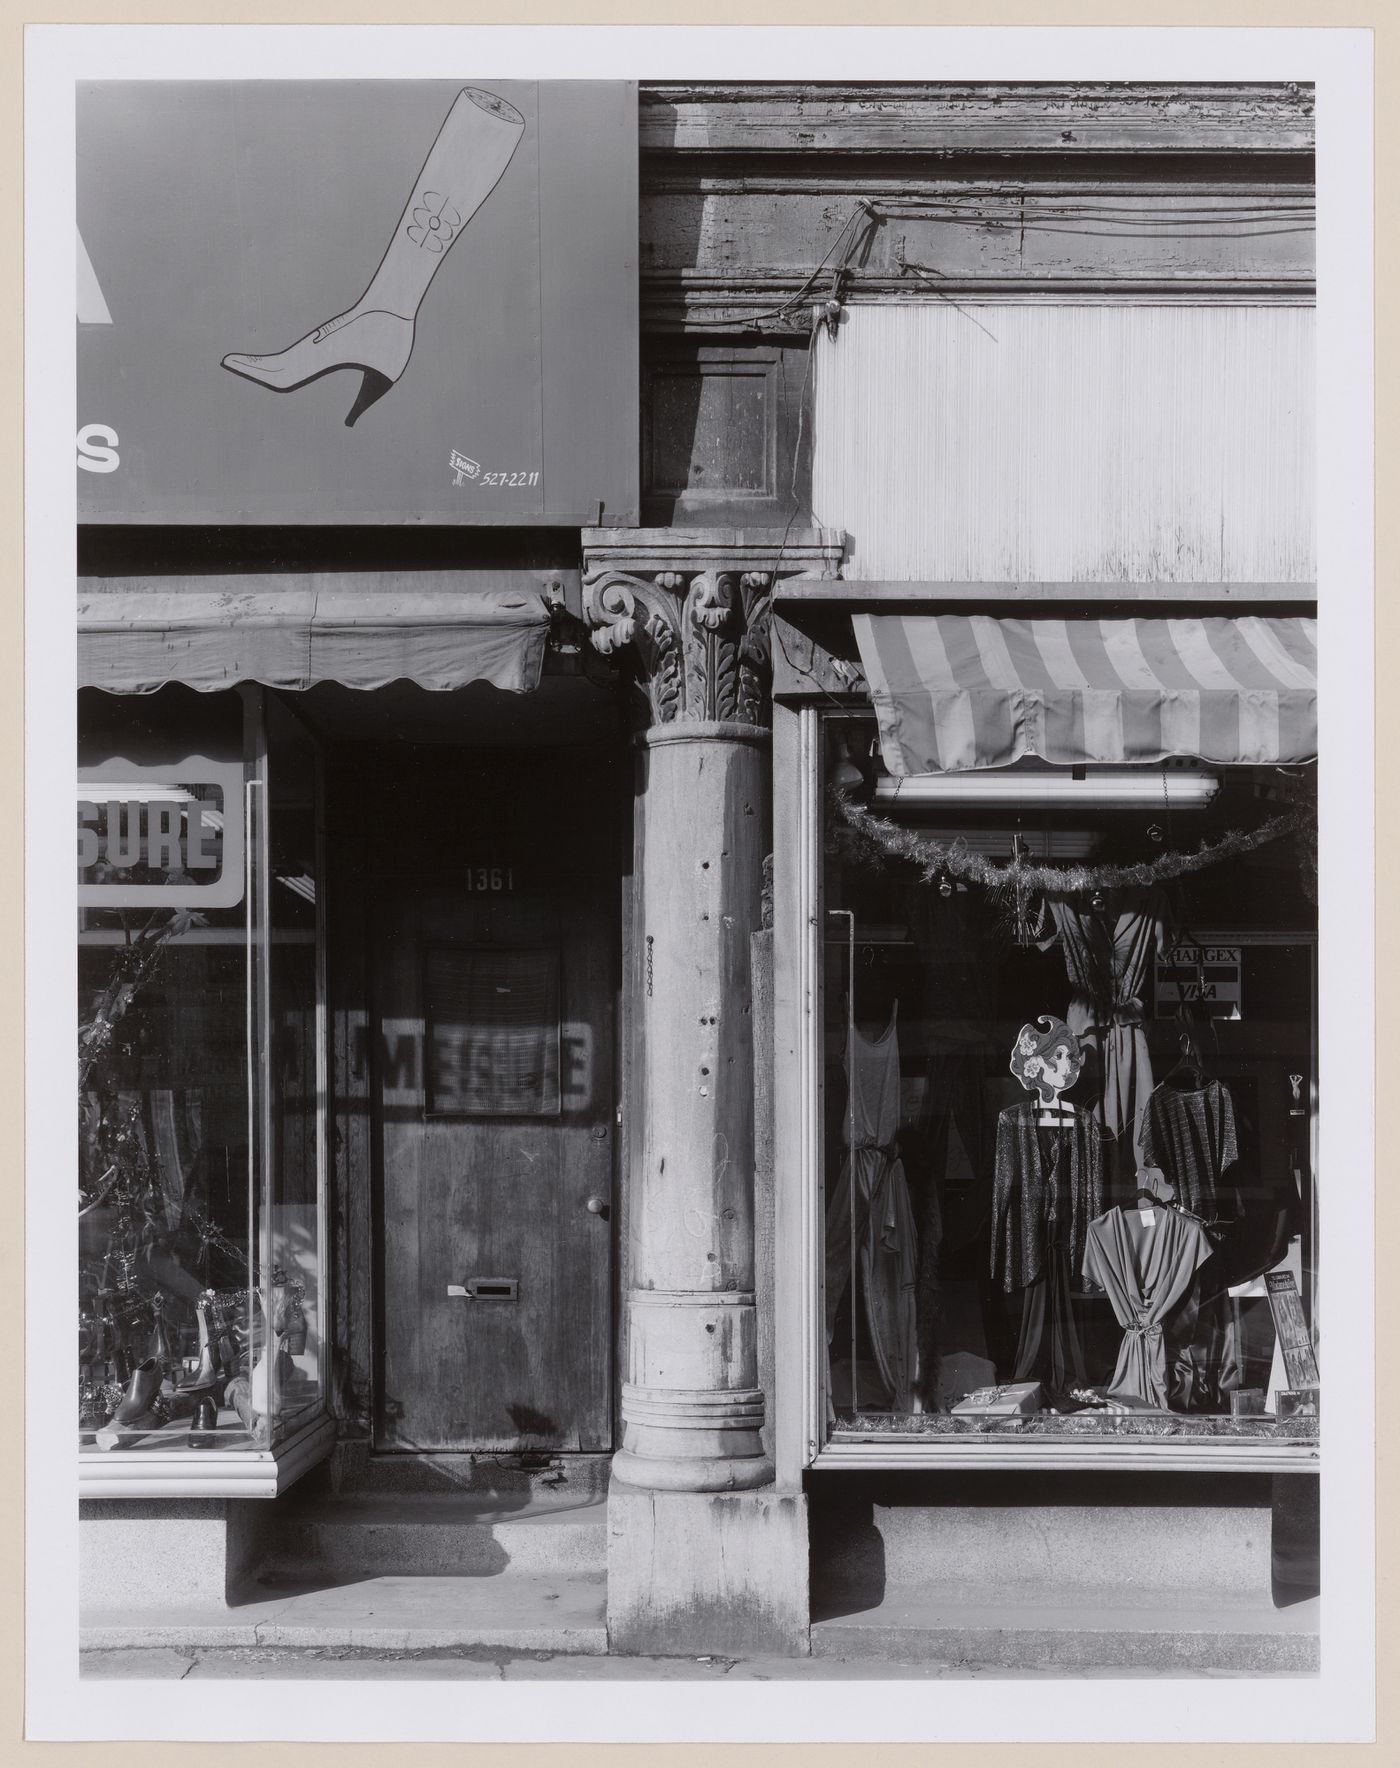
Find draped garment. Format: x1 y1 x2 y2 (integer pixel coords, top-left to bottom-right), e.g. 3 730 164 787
1082 1205 1212 1408
990 1100 1103 1294
825 1012 919 1411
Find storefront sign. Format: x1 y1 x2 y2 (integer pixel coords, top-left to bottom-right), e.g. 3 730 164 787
77 81 638 525
1154 944 1243 1013
77 761 244 908
377 1019 594 1117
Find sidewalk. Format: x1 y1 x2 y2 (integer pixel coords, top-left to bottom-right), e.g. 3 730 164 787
81 1643 1312 1682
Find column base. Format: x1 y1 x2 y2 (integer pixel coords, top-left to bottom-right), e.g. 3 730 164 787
612 1447 775 1492
607 1487 810 1656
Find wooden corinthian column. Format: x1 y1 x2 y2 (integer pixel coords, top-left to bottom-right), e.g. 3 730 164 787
583 530 841 1494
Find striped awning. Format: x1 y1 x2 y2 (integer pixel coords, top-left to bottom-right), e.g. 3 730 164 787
852 614 1317 776
78 575 553 695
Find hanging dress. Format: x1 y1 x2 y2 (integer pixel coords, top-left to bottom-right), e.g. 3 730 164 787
1138 1077 1243 1408
1045 890 1169 1195
1082 1205 1213 1409
1138 1077 1239 1218
825 1007 919 1413
990 1100 1103 1402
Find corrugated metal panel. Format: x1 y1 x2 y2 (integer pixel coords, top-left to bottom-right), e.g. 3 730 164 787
812 305 1314 584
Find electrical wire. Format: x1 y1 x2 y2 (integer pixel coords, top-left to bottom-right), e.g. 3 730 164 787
676 193 1313 327
679 199 878 331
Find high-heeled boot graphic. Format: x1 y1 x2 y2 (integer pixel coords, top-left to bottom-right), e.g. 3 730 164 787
221 86 525 426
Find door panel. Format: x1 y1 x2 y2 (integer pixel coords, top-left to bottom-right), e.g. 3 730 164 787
373 807 615 1452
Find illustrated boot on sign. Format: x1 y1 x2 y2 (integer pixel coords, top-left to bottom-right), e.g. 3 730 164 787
221 87 526 425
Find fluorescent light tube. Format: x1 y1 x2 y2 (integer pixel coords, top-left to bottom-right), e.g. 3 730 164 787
873 769 1219 809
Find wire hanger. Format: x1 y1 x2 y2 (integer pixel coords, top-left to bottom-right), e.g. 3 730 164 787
1037 1091 1075 1128
1163 1030 1208 1089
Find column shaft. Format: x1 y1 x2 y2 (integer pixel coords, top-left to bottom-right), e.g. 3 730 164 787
614 720 774 1490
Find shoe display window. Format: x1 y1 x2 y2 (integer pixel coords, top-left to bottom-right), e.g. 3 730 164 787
78 686 332 1492
785 703 1320 1471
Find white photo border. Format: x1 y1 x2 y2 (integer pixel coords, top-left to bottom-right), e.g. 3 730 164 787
25 21 1376 1745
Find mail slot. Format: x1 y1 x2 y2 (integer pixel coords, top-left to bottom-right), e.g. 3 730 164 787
447 1277 519 1302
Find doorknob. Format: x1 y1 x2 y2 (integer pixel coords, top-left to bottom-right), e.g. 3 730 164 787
585 1195 608 1217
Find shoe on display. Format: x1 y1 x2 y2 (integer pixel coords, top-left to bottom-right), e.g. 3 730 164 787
188 1396 220 1450
111 1357 162 1425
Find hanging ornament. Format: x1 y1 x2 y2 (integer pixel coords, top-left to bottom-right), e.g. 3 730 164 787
994 836 1050 948
938 872 954 898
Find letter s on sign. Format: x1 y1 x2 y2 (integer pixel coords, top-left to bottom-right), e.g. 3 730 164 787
77 425 119 474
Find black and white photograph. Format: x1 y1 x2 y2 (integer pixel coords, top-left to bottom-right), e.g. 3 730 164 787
24 19 1376 1748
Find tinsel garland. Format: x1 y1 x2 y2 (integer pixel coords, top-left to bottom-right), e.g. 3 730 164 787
830 788 1315 894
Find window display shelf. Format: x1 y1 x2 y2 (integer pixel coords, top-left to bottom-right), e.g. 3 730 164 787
78 1408 335 1500
819 1427 1318 1474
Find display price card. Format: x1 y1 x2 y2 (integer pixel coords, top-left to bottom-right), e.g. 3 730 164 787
1265 1270 1321 1391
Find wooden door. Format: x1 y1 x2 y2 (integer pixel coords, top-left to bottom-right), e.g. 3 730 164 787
372 838 615 1453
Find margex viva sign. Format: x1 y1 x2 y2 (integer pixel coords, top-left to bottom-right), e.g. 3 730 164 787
76 81 638 525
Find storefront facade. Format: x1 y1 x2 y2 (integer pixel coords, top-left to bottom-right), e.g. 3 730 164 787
77 80 1319 1669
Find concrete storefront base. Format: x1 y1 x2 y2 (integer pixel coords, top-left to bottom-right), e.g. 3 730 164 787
811 1591 1319 1674
606 1486 810 1657
80 1499 270 1609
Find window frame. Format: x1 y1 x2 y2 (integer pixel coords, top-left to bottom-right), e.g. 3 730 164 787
77 685 334 1498
772 697 1321 1476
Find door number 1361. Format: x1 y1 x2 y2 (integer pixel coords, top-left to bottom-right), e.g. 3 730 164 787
466 866 514 892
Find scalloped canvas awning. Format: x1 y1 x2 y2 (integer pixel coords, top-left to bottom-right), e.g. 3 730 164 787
852 614 1317 776
78 577 553 695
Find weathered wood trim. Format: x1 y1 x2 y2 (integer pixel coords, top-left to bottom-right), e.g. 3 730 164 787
640 83 1315 157
772 619 866 703
644 284 1316 332
751 928 777 1472
774 580 1319 606
327 828 373 1434
615 749 640 1451
640 173 1315 329
583 526 844 578
772 701 824 1485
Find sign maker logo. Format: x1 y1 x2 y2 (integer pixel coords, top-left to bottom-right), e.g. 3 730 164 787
449 450 481 486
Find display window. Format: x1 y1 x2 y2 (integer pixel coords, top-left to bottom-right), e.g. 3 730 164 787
812 709 1318 1455
77 686 327 1473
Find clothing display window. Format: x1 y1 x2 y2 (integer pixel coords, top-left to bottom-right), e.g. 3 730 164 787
78 686 327 1470
816 711 1318 1450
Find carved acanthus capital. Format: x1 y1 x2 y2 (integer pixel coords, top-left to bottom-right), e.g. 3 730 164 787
583 566 776 728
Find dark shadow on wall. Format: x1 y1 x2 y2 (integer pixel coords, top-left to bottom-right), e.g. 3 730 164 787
807 1496 887 1623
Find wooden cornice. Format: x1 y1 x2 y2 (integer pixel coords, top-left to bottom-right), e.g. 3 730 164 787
638 90 1315 330
640 83 1315 159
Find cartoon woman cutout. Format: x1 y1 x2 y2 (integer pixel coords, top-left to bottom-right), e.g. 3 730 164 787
1009 1015 1086 1108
